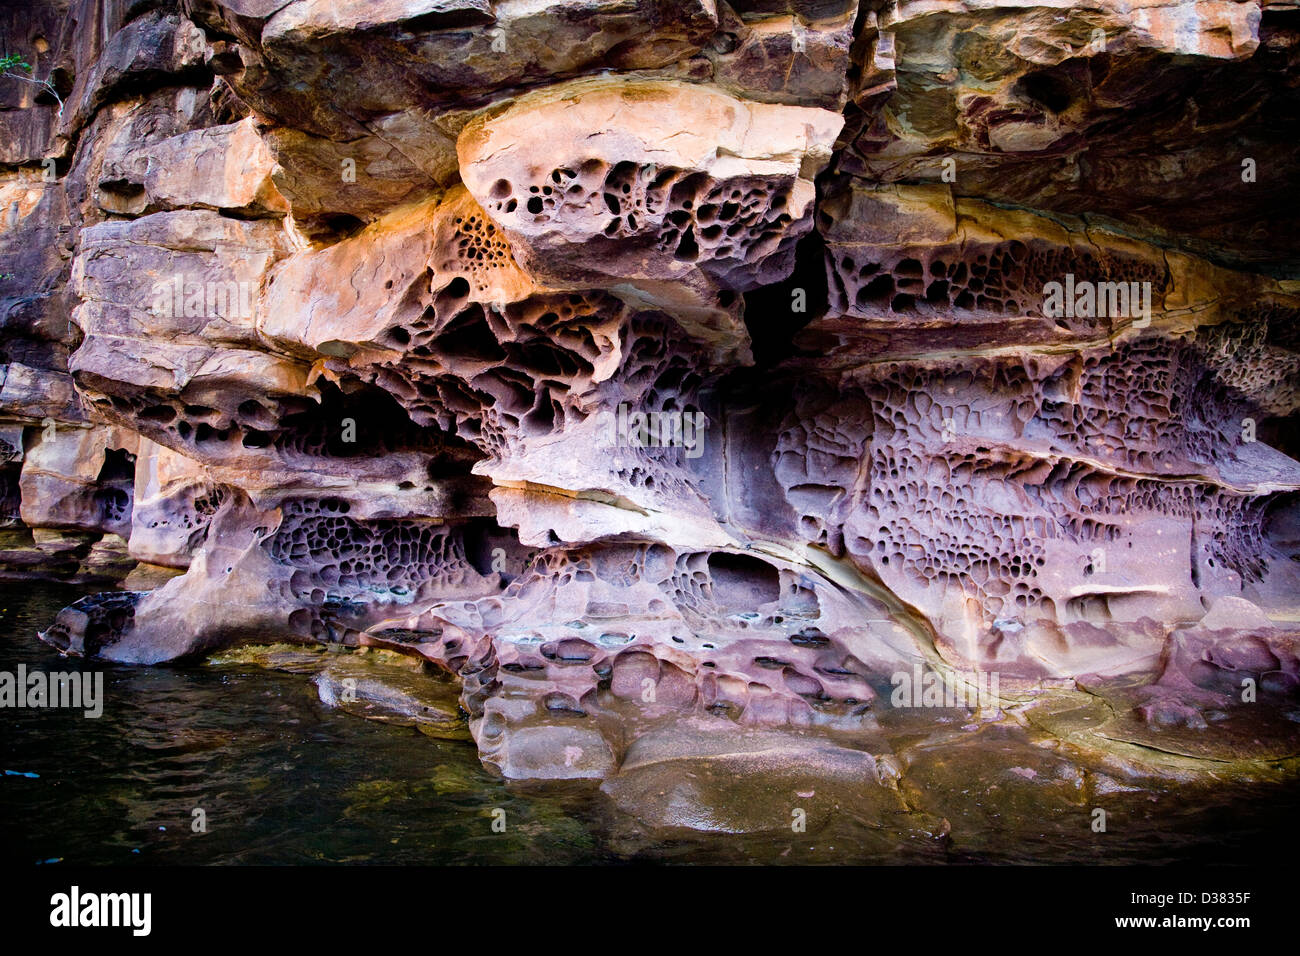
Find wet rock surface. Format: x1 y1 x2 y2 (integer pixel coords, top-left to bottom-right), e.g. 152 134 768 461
0 0 1297 826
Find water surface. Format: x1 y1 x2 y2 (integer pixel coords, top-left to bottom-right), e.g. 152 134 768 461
2 580 1296 865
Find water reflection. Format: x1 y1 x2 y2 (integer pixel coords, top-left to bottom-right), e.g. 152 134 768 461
1 580 1296 865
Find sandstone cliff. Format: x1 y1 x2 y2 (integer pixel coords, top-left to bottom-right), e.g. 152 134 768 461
1 0 1297 782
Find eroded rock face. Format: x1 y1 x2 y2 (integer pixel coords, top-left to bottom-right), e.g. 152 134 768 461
2 0 1298 806
457 77 842 322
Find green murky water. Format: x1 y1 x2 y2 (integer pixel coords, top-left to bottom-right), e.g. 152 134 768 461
2 580 1297 865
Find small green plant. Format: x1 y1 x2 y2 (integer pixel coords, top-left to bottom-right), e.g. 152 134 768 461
0 53 63 116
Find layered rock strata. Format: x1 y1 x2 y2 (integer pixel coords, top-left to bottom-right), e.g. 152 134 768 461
1 0 1297 792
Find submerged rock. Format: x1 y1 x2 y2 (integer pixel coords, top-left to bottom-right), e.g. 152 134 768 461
208 644 471 741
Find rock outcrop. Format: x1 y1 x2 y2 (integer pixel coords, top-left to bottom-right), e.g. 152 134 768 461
2 0 1297 794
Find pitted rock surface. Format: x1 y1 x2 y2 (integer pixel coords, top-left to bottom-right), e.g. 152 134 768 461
1 0 1297 796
